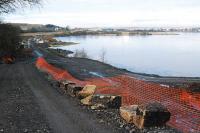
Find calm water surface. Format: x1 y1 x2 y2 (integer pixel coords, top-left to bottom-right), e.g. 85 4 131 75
55 33 200 77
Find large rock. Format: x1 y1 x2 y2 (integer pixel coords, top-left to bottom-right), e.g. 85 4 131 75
59 80 75 88
81 94 122 109
59 80 75 93
78 85 96 99
120 105 139 123
91 94 122 109
120 102 171 129
67 84 83 97
137 102 171 129
81 95 92 105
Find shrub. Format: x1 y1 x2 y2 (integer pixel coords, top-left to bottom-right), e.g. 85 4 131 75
0 24 21 56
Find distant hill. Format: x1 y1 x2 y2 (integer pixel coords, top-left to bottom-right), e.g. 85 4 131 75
8 23 65 33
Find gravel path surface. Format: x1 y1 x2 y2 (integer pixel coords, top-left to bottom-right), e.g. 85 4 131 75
0 61 121 133
0 63 51 133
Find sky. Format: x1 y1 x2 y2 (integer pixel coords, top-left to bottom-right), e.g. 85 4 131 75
3 0 200 28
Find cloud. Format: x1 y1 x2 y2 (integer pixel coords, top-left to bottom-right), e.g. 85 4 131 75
3 0 200 27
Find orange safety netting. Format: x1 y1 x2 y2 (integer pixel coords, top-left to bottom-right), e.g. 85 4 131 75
36 57 88 86
36 57 200 133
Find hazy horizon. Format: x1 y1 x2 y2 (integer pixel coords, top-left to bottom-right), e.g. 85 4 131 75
3 0 200 28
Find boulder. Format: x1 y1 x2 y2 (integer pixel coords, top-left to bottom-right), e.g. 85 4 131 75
136 102 171 129
81 94 122 109
81 95 92 105
78 85 96 99
67 84 83 97
91 94 121 109
120 102 171 129
59 80 75 88
120 105 139 123
59 80 75 93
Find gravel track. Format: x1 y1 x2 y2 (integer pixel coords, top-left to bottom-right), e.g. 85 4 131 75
0 61 120 133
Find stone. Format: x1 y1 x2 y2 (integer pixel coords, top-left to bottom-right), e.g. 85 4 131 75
91 104 105 110
120 105 139 123
59 80 75 93
90 94 122 109
120 124 124 128
81 95 92 105
24 129 28 133
78 85 96 99
129 128 136 133
59 80 75 89
67 84 83 97
120 102 171 129
81 94 122 109
125 126 130 130
136 102 171 129
99 119 104 123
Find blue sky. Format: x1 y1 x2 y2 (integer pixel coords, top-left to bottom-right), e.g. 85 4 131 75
3 0 200 27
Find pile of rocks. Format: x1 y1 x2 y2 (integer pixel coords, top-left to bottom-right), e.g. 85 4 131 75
120 103 171 129
58 79 171 129
59 80 122 109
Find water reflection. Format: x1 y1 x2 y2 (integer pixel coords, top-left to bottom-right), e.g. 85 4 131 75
55 33 200 77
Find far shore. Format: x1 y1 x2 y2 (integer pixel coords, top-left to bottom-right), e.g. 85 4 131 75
21 31 180 37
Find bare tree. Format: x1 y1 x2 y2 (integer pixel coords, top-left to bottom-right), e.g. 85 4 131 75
0 0 41 13
73 48 88 58
100 48 106 63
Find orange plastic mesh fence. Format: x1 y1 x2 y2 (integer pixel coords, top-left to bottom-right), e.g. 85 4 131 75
36 57 200 133
36 57 88 86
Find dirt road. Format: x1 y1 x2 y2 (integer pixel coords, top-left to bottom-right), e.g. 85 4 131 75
0 60 121 133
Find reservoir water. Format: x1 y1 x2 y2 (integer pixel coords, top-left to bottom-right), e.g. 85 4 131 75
55 33 200 77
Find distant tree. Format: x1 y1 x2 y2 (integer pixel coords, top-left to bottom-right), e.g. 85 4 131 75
65 26 70 31
74 49 88 58
0 0 41 14
29 27 39 32
45 24 57 28
0 24 21 55
100 48 106 63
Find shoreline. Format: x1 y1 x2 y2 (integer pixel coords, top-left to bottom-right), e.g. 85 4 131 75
49 42 78 47
49 40 200 80
46 47 200 92
49 39 200 80
31 34 200 91
21 31 180 37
